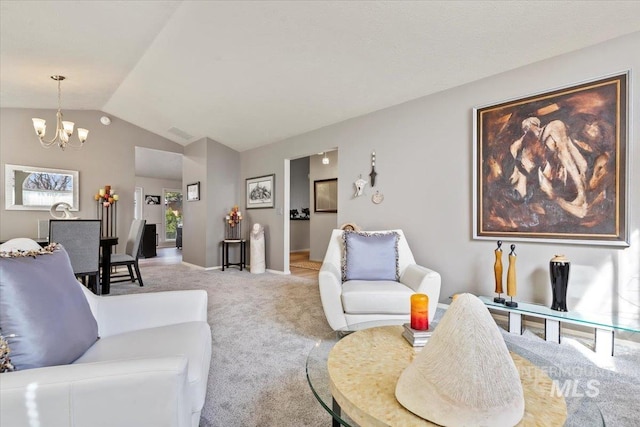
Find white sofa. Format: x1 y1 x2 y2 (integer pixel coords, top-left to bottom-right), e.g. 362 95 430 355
319 229 441 330
1 241 211 427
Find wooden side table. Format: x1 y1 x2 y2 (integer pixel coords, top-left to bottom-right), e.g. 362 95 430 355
221 239 246 271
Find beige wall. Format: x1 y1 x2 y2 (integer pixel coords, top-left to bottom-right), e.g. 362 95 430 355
239 33 640 327
0 109 182 252
182 137 240 269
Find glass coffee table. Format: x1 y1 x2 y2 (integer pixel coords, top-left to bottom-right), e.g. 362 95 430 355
306 322 604 427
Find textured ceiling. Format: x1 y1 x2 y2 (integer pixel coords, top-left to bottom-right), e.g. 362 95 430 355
2 1 640 152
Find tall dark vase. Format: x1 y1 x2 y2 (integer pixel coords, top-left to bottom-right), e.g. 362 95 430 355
550 255 570 312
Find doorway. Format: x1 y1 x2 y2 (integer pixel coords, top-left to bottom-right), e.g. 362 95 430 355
285 149 338 274
163 189 183 242
134 187 143 220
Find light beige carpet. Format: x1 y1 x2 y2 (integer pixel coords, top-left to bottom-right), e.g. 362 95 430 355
108 263 640 427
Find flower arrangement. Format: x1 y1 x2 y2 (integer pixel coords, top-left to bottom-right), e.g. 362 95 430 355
226 205 242 227
1 333 15 373
94 185 119 207
225 205 243 239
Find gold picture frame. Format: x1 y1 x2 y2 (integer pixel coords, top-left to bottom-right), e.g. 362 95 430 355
473 72 628 246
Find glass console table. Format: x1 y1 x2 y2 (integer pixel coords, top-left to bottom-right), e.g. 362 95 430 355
306 323 603 427
479 296 640 356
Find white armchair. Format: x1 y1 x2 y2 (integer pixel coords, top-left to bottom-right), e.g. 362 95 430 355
319 229 441 330
1 258 211 427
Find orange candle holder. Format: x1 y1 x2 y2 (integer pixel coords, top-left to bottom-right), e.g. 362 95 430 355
410 293 429 330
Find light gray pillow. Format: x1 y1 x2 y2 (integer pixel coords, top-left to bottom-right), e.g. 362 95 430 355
342 231 399 282
0 244 98 370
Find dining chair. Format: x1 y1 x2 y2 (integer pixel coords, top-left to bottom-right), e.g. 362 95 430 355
49 219 102 293
109 219 146 287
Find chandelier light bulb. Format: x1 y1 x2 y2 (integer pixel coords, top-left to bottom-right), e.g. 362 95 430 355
32 118 46 135
62 120 74 136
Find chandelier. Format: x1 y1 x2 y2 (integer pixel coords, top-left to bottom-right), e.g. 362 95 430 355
32 75 88 150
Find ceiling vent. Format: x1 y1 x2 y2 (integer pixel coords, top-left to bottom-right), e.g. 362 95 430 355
167 126 193 140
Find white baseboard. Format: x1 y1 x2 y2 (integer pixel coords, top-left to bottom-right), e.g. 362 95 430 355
180 261 220 271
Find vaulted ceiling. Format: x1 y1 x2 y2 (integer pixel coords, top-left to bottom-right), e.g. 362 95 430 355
2 1 639 152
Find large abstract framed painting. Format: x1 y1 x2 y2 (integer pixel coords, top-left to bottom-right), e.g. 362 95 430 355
473 72 628 246
246 174 275 209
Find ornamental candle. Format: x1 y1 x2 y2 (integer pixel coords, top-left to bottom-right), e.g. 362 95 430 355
410 293 429 330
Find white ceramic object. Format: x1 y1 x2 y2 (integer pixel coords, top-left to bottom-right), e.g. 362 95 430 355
49 202 78 219
250 223 266 274
353 177 367 197
372 191 384 204
395 293 525 426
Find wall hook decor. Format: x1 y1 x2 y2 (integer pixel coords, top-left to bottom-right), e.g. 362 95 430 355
354 174 367 197
372 190 384 204
369 151 377 187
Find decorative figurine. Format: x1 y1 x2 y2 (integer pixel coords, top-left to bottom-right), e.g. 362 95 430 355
550 254 570 311
369 151 378 187
301 208 310 219
250 224 265 274
372 190 384 204
49 202 78 220
354 175 367 197
493 241 505 304
289 209 299 219
505 244 518 307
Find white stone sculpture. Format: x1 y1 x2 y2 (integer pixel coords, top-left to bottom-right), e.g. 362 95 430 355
395 293 525 427
49 202 78 219
250 223 266 274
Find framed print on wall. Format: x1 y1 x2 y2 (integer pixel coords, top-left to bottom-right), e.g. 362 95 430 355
145 195 161 205
246 174 274 209
186 182 200 201
314 178 338 213
473 72 628 246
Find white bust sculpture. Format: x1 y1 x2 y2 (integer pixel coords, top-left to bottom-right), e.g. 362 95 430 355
250 223 265 274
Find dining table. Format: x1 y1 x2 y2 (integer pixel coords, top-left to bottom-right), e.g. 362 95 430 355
97 236 118 294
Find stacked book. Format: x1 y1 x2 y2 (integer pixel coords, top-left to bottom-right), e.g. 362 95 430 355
402 323 433 347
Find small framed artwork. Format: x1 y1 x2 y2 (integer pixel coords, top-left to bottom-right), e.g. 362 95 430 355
187 182 200 202
246 174 274 209
473 72 628 246
314 178 338 213
145 195 161 205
